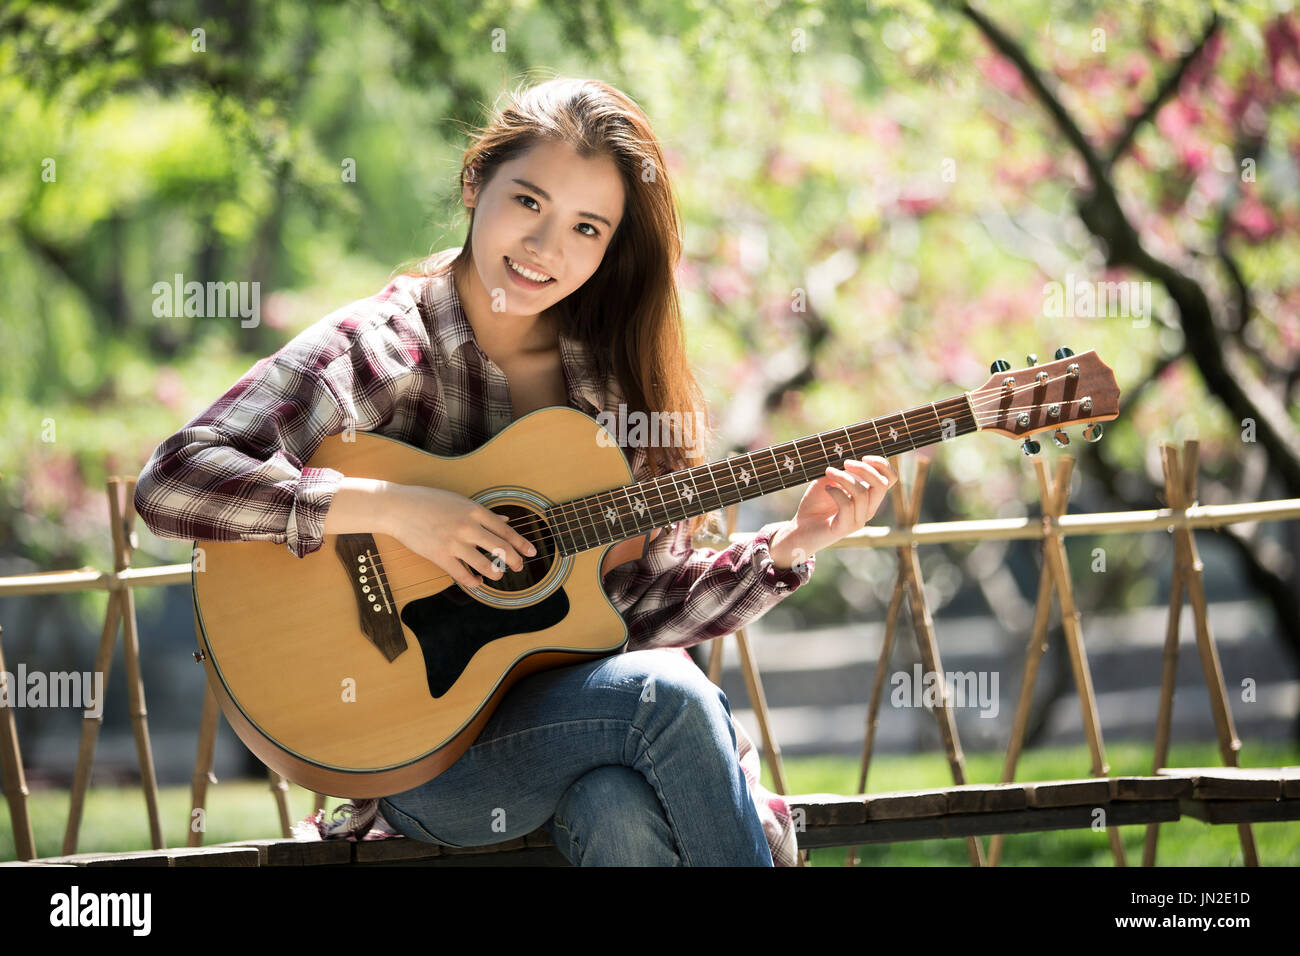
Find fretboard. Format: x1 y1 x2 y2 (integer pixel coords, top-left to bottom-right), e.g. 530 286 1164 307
545 394 976 554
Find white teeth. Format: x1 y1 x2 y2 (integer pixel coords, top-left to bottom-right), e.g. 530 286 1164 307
507 257 552 282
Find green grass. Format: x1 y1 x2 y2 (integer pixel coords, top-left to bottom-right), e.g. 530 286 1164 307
3 740 1298 865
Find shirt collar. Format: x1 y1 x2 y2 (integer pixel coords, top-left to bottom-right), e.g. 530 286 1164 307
417 257 609 416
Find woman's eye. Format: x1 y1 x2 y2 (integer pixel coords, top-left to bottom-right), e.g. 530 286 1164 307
516 195 599 238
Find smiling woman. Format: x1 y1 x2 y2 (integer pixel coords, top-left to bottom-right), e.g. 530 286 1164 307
134 74 898 867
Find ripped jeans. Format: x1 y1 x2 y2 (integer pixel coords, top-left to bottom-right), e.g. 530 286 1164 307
378 648 772 866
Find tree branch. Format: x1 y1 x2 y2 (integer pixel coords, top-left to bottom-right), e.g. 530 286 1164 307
958 2 1111 191
1106 12 1222 170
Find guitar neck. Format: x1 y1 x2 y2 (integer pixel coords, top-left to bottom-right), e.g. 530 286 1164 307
547 393 977 554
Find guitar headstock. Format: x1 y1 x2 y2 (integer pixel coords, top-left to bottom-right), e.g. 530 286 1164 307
970 348 1120 454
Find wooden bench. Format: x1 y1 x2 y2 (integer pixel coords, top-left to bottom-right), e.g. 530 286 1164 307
8 768 1298 866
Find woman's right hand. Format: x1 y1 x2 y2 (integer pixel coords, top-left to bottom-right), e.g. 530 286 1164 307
383 484 537 591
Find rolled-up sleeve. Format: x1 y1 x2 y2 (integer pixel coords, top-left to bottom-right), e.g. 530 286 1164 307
133 306 406 559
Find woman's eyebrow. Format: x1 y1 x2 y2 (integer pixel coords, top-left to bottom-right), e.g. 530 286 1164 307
511 178 613 228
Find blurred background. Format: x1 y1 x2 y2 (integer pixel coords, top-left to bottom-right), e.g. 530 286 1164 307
1 0 1297 862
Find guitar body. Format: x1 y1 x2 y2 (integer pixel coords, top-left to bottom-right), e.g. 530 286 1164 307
192 405 653 799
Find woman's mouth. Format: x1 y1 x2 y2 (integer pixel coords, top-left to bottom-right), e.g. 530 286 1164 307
504 256 556 289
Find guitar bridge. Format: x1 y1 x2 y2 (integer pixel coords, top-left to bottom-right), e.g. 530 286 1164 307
335 533 407 662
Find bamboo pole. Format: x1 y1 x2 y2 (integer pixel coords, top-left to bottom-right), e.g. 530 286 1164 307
187 682 221 848
1144 445 1193 867
269 769 293 837
1153 443 1258 865
108 477 164 849
988 544 1057 867
0 625 37 861
718 502 790 796
1032 457 1125 865
848 457 914 867
845 545 906 868
62 587 122 854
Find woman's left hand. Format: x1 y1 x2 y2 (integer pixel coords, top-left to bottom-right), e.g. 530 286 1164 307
769 457 899 569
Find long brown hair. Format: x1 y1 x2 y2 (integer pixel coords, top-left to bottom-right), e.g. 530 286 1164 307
402 75 722 541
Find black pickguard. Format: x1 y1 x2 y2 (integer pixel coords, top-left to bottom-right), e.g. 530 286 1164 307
399 586 571 698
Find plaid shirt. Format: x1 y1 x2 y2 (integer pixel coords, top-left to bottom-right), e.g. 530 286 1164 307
134 249 815 865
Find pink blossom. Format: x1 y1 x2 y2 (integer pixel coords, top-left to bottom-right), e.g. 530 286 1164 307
766 148 805 187
707 264 751 304
978 55 1025 97
1124 55 1151 87
1180 142 1209 173
865 114 901 149
1230 196 1278 242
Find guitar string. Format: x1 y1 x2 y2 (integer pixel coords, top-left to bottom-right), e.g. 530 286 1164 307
366 370 1093 596
370 369 1089 584
370 367 1084 573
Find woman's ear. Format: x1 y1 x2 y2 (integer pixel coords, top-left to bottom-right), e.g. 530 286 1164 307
462 162 482 208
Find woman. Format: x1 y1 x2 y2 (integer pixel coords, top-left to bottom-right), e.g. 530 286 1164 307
134 75 897 866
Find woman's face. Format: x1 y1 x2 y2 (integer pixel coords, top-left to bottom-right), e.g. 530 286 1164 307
463 139 626 318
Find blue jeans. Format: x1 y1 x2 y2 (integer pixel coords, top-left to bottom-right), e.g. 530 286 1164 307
378 648 773 866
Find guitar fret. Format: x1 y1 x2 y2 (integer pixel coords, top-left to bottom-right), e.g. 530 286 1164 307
765 447 784 492
661 471 684 524
683 466 704 516
648 473 674 530
879 414 904 454
841 427 860 461
775 442 810 486
697 460 725 512
572 495 595 549
594 488 626 543
551 502 578 554
620 484 649 537
730 453 760 496
571 499 596 551
813 431 832 471
720 455 744 503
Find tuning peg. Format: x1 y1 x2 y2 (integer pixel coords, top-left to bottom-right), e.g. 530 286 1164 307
1052 429 1069 447
1021 438 1041 456
1025 353 1038 366
1054 346 1074 360
1083 423 1104 442
990 358 1011 373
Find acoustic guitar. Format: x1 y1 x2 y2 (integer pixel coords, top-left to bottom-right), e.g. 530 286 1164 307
191 348 1119 797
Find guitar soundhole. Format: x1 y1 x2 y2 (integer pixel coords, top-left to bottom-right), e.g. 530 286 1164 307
472 503 555 593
